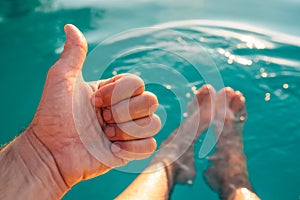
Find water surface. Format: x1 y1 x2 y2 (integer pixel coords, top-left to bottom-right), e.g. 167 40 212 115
0 0 299 199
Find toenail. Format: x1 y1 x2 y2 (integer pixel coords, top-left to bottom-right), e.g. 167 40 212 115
240 96 245 102
202 86 210 93
225 87 233 92
235 91 241 95
206 84 212 88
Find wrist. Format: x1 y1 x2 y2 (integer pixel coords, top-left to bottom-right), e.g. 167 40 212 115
0 128 68 199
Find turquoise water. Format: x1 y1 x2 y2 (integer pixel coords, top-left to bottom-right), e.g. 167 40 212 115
1 0 300 200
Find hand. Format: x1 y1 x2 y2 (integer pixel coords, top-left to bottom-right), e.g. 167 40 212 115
27 24 161 188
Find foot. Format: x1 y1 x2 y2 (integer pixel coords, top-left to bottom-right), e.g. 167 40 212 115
204 88 252 199
153 84 216 185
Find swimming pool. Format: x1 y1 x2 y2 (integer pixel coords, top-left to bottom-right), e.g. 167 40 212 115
0 0 299 199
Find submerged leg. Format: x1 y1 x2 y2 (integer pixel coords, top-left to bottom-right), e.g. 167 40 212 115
204 88 260 200
116 85 216 200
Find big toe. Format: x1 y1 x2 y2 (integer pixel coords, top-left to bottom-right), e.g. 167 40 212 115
188 84 216 115
215 87 235 111
195 84 216 104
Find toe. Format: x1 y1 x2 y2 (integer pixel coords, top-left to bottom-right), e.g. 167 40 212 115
188 84 216 114
195 84 216 102
215 87 235 111
231 91 245 113
224 87 235 102
196 84 211 95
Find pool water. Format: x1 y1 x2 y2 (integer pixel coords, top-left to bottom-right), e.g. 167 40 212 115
0 0 299 200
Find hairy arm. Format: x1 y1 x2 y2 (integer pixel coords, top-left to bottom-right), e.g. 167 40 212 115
0 128 68 200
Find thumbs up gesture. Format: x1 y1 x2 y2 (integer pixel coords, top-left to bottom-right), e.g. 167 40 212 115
28 24 161 189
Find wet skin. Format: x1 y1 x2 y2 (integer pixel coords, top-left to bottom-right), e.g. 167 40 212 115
204 88 260 200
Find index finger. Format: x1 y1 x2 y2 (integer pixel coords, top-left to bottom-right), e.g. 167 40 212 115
92 74 145 107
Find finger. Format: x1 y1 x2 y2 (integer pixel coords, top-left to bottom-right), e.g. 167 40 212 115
52 24 87 73
111 138 157 160
104 115 161 141
102 92 158 123
92 74 145 107
97 74 125 89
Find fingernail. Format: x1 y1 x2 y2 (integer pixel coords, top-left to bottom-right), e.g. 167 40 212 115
95 97 103 107
111 143 121 153
103 109 111 121
91 93 103 107
105 126 115 138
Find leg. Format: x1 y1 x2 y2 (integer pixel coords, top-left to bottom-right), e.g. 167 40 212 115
204 88 260 200
116 85 216 200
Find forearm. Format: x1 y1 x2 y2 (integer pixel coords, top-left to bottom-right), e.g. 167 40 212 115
116 162 172 200
0 128 68 200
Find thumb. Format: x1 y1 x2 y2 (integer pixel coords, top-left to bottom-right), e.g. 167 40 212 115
53 24 88 73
